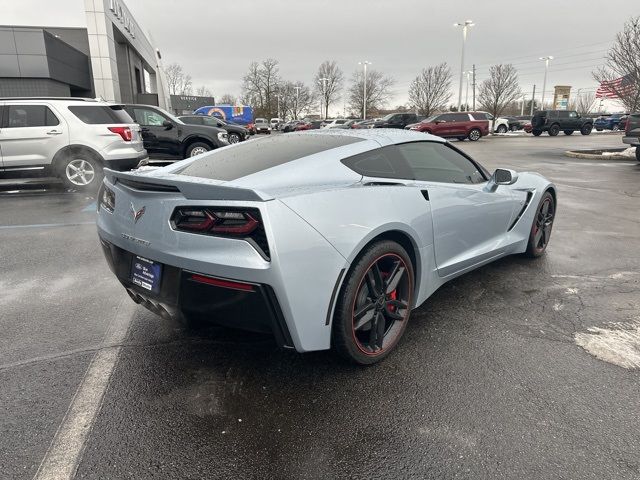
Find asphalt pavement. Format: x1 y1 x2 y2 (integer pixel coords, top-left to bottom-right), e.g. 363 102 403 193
1 132 639 479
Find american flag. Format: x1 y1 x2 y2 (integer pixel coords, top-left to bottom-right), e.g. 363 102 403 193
596 74 636 99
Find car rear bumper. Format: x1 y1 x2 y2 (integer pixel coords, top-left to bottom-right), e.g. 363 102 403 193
99 237 294 348
622 136 639 146
103 151 149 171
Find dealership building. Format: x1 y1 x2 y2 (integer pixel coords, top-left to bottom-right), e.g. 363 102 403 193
0 0 170 110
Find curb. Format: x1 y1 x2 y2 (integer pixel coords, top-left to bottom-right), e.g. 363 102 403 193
564 149 633 160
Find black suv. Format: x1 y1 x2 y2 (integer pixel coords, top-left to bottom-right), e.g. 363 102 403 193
124 104 228 160
178 114 248 144
622 112 640 162
530 110 593 136
373 112 420 129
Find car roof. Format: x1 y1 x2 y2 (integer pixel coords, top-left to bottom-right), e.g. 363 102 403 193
302 127 445 145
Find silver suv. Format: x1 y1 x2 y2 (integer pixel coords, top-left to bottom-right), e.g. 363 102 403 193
0 97 148 190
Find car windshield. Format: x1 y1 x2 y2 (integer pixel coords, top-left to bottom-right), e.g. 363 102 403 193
155 106 184 125
255 118 267 123
381 113 398 121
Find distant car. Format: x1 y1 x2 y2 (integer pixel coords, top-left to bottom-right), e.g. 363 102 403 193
323 119 350 129
296 120 323 131
373 113 420 129
504 116 530 131
622 112 640 162
405 112 489 141
255 118 271 134
282 120 305 132
594 113 626 131
331 119 361 129
178 115 248 144
523 121 533 133
618 115 628 131
0 97 147 190
246 122 256 135
270 118 282 130
124 104 228 160
352 119 375 129
530 110 593 136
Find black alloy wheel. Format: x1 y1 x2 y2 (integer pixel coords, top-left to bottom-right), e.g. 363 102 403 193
526 191 555 257
548 124 560 136
532 129 543 136
228 132 241 144
564 130 574 135
581 124 593 135
332 241 414 364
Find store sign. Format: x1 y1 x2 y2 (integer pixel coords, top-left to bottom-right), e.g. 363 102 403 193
109 0 136 38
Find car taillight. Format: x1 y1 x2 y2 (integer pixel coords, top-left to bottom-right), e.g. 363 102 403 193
108 126 132 141
98 184 115 213
171 207 269 259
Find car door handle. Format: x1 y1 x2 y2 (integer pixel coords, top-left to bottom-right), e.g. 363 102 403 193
46 129 62 135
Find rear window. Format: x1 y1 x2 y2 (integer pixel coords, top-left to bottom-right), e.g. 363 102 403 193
68 105 134 124
178 134 363 181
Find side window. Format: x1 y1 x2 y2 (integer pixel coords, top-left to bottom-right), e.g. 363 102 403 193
439 114 454 122
341 146 412 179
470 112 487 120
558 111 569 118
7 105 59 128
397 142 486 184
133 108 167 126
569 111 578 118
451 113 470 122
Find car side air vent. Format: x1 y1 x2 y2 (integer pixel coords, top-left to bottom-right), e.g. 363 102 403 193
117 178 181 193
363 181 406 187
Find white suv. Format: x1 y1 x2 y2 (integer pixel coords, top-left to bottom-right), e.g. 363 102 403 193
0 97 147 190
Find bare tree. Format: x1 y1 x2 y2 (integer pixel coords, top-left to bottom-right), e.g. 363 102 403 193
217 93 237 105
572 91 596 115
593 16 640 112
347 69 395 118
241 59 281 117
165 63 185 95
275 81 315 120
314 61 344 118
408 63 453 116
478 64 521 120
194 85 212 97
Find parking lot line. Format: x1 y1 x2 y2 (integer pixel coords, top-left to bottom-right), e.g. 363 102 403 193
0 222 95 230
32 299 136 480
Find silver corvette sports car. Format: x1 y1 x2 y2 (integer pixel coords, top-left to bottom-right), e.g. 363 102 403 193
97 129 556 364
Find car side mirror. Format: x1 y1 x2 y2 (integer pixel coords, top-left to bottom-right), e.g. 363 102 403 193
485 168 518 192
162 120 173 130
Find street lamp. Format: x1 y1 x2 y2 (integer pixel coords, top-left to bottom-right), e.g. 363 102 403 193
358 61 371 119
539 56 553 110
454 20 474 112
319 77 329 119
464 70 472 111
294 85 301 119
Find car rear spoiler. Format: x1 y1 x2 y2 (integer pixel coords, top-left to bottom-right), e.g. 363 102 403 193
104 169 272 201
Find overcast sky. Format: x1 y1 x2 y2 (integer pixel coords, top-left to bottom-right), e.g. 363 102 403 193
3 0 636 114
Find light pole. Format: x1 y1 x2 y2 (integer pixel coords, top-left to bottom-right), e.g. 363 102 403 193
454 20 474 112
358 61 371 119
539 56 553 111
464 70 472 111
319 77 329 119
294 85 301 119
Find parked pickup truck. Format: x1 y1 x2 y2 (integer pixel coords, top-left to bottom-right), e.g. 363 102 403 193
622 112 640 162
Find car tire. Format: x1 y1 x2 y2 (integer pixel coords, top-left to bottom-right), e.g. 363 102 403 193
563 130 574 135
468 128 482 141
228 132 241 144
457 136 466 141
548 124 560 136
581 124 593 135
613 124 620 131
185 142 211 158
58 150 103 191
635 147 640 163
596 128 603 132
532 129 543 136
525 191 555 258
496 124 508 134
332 240 414 365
